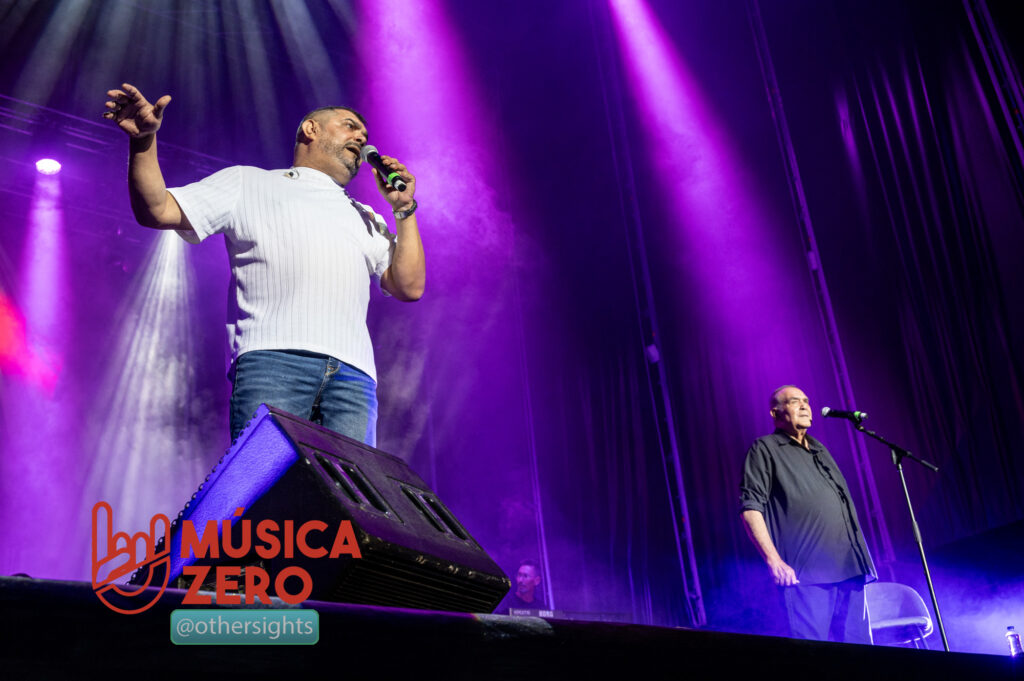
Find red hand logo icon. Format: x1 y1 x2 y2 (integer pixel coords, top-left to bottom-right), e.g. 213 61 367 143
91 501 171 614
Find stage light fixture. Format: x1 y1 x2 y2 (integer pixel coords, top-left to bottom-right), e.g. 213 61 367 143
35 158 61 175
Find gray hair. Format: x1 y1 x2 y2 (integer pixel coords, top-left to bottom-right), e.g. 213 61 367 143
769 384 799 410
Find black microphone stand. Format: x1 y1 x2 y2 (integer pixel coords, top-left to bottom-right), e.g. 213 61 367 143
851 420 949 651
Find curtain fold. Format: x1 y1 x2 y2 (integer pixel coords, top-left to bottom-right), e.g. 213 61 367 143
835 6 1024 542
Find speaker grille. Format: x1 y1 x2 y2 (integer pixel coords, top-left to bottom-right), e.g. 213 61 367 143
331 552 501 612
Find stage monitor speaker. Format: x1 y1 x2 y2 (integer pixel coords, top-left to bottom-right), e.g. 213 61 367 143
132 404 509 613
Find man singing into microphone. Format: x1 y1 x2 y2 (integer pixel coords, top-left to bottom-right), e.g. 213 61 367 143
740 385 875 643
103 83 425 445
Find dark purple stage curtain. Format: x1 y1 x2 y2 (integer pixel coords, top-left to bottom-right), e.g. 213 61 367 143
559 0 1024 634
761 0 1024 551
528 335 697 628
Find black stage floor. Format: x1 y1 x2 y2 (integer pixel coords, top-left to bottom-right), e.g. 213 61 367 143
1 576 1019 680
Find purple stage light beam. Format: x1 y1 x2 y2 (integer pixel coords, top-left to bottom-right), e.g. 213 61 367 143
607 0 786 338
351 0 513 259
351 0 521 456
0 168 73 579
351 0 551 604
18 171 66 389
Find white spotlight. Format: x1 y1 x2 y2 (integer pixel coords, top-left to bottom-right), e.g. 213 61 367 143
35 158 62 175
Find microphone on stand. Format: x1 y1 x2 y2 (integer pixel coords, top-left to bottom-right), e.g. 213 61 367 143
360 145 407 192
821 406 868 424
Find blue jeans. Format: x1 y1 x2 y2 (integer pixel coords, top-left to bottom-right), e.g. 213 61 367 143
229 350 378 446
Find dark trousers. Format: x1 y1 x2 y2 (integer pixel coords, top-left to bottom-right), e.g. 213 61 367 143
782 578 871 644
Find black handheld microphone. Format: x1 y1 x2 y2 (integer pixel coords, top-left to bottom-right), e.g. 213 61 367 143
360 145 407 192
821 406 868 423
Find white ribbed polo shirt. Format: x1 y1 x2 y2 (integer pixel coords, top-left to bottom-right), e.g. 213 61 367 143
168 165 394 382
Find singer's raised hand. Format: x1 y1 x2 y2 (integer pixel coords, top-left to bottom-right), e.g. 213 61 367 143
372 155 416 210
103 83 171 138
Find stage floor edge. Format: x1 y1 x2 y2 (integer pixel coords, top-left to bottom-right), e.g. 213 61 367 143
0 576 1018 680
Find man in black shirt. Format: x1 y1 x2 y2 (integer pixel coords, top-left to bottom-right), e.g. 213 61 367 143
740 385 875 643
496 560 548 613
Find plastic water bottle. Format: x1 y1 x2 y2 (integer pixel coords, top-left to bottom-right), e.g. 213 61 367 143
1008 626 1023 657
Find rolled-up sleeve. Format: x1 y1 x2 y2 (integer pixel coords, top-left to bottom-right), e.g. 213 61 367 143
740 441 772 515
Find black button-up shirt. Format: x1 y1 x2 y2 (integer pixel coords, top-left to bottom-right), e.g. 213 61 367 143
740 430 876 585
